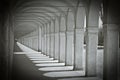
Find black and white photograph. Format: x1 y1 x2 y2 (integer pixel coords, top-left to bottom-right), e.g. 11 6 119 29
0 0 120 80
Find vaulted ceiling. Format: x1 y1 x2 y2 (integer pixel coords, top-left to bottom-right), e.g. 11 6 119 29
11 0 85 38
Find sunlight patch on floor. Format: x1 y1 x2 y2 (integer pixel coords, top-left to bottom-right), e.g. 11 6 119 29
26 53 45 56
39 66 73 71
35 63 65 67
14 52 28 54
43 71 85 77
28 56 50 59
30 58 54 61
32 60 59 63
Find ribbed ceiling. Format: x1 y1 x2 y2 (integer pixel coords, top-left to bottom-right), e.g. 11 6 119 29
13 0 84 38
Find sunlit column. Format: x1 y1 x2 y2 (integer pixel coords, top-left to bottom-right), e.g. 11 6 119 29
86 1 100 76
36 29 39 51
38 26 42 52
54 17 60 60
48 22 51 56
46 23 50 56
49 22 51 57
59 15 66 63
74 6 86 70
50 19 55 58
66 9 74 66
41 26 45 54
44 25 47 55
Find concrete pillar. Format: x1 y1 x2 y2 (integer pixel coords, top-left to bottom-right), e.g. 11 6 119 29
45 23 48 55
54 17 60 60
28 37 30 47
8 15 14 80
103 0 120 80
48 22 51 57
31 32 34 49
66 9 74 66
36 29 39 51
59 15 66 62
103 25 119 80
47 22 51 56
38 26 42 52
45 24 48 55
86 1 100 76
29 37 31 48
44 25 47 55
118 36 120 80
46 23 49 55
41 26 45 54
50 19 55 58
74 6 86 70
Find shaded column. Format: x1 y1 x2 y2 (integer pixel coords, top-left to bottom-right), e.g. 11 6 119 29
86 1 100 76
74 6 86 70
66 9 74 66
59 15 66 62
54 17 60 60
103 0 120 80
103 25 119 80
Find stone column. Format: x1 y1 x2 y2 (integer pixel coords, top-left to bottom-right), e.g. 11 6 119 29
45 24 48 55
47 22 51 56
41 26 45 54
103 0 120 80
49 22 51 57
66 9 74 66
54 17 60 60
85 1 100 76
74 6 86 70
46 23 50 56
50 19 55 58
38 26 42 52
59 15 66 63
103 25 119 80
44 25 47 55
29 37 31 48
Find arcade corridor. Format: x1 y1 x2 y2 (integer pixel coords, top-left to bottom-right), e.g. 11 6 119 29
0 0 120 80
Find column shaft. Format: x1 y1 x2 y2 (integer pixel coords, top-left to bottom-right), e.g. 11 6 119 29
59 32 66 62
66 31 74 65
103 24 119 80
74 6 85 70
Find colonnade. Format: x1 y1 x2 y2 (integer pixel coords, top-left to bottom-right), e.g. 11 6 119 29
18 29 39 51
17 1 120 80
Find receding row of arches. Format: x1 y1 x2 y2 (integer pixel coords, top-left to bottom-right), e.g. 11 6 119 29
0 0 119 80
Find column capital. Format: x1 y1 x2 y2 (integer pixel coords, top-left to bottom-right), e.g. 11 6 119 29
66 31 74 35
103 24 119 31
59 31 66 33
86 27 98 33
74 28 84 33
59 32 66 35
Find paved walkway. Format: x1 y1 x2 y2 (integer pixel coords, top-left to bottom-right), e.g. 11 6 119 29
12 42 102 80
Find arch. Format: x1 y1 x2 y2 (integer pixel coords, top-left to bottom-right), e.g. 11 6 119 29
66 8 75 31
60 15 66 32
